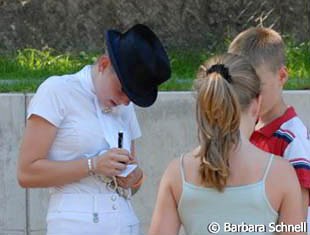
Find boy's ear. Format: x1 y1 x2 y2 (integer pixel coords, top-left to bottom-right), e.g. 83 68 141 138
98 55 110 72
278 65 288 86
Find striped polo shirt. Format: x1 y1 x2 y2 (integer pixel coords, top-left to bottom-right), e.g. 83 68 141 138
250 107 310 190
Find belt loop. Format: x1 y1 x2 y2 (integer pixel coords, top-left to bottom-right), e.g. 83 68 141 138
92 195 99 223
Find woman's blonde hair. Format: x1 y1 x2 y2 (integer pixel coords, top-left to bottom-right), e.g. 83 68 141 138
194 53 260 191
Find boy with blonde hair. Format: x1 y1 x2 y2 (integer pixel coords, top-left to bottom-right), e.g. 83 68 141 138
228 27 310 222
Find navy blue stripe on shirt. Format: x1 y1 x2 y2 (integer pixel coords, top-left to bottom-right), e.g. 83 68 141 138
292 162 310 170
273 131 294 144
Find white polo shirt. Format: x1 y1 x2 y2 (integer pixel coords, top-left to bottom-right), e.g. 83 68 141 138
27 65 141 194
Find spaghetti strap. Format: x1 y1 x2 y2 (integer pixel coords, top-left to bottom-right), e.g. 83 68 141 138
179 154 185 182
262 154 274 181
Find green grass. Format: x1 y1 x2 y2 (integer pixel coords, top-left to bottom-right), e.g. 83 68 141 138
285 40 310 90
160 49 214 91
0 49 97 92
0 39 309 92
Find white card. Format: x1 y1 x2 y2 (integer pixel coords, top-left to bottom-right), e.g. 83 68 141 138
117 164 138 177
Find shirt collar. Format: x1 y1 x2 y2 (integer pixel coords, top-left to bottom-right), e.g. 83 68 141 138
78 65 96 98
78 65 122 114
255 107 297 137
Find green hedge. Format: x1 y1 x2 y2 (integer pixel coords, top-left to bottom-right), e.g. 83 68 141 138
0 40 309 92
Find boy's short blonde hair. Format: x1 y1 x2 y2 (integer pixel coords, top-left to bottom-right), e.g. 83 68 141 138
228 27 285 73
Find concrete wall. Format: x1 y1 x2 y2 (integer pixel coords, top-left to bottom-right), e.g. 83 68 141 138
1 91 310 235
0 94 26 235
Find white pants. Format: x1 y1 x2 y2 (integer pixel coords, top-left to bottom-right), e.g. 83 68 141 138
46 193 141 235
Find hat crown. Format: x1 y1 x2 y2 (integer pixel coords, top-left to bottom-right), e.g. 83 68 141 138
106 24 171 107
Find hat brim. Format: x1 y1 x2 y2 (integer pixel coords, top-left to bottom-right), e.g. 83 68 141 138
106 30 158 107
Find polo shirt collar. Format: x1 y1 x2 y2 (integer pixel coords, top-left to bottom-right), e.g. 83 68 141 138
78 65 123 116
78 65 96 98
255 107 297 137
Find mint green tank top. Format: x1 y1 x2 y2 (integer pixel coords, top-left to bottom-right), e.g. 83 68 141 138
178 154 278 235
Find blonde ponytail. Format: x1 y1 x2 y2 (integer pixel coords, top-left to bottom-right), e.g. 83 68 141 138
194 53 260 191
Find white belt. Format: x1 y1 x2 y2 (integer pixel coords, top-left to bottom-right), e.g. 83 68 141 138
48 193 122 223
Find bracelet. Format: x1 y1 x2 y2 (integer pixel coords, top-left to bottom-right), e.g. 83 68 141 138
87 158 96 176
131 171 145 189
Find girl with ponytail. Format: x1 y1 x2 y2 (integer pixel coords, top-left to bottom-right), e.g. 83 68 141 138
149 53 304 235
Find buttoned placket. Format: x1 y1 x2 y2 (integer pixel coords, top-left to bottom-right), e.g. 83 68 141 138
111 194 118 211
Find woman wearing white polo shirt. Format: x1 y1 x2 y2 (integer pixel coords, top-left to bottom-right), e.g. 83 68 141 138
17 24 171 235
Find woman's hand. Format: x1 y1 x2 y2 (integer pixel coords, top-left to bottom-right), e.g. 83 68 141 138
94 148 132 177
116 167 143 189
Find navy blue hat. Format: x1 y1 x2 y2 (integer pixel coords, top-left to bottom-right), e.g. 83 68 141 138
105 24 171 107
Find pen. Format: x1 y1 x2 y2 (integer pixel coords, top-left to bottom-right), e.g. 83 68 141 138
118 131 123 148
118 131 127 164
